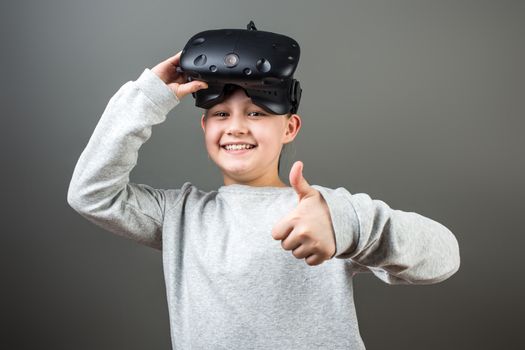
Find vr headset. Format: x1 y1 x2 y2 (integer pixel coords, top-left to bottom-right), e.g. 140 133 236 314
177 21 302 115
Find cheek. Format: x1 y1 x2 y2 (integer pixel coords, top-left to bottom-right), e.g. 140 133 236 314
203 125 221 147
258 124 286 144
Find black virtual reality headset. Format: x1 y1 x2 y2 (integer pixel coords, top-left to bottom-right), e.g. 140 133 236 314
177 21 302 115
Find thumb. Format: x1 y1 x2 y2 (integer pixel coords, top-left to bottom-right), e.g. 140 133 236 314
289 161 315 201
174 80 208 100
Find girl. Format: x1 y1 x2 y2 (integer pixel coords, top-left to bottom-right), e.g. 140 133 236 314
68 51 460 349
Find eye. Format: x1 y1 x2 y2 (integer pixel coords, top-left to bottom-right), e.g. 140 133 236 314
248 111 267 117
212 111 228 117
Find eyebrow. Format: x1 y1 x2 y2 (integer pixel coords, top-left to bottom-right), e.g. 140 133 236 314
209 100 261 110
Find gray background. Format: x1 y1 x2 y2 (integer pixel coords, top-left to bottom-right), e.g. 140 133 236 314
2 0 523 349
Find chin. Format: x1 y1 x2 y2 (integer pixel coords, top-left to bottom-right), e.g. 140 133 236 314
222 165 252 177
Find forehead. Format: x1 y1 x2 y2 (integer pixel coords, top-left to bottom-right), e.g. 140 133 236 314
209 88 257 109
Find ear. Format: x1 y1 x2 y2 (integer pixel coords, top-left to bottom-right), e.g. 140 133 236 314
200 113 206 133
283 114 302 144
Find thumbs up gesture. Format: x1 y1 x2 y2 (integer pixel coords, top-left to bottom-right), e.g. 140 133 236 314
271 161 337 266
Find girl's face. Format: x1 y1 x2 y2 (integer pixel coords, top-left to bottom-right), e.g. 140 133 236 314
200 88 301 187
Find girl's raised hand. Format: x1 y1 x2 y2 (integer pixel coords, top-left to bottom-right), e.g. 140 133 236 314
151 50 208 101
271 161 337 266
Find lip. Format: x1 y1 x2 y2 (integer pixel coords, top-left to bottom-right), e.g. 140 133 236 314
221 145 257 155
220 141 257 146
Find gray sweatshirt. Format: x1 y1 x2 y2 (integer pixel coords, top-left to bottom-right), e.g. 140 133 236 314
67 68 460 349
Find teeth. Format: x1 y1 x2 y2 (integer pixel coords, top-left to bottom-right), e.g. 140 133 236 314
224 144 255 150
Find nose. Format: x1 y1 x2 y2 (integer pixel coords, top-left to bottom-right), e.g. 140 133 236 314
226 113 248 136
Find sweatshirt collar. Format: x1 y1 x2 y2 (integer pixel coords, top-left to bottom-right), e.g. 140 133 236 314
218 183 295 195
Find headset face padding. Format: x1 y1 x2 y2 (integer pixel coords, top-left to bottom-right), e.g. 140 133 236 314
178 22 302 114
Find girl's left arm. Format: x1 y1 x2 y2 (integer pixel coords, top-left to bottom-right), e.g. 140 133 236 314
313 186 461 285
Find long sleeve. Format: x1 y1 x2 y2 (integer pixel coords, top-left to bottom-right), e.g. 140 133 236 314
313 186 461 285
67 68 180 250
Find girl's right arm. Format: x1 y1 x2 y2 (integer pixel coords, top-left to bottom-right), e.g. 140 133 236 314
67 52 207 250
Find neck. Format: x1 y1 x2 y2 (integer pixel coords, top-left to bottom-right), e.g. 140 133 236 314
223 175 288 188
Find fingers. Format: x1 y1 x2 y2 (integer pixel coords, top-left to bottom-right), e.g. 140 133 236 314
164 51 184 80
273 213 308 252
305 254 323 266
174 80 208 100
286 233 323 264
155 51 183 80
272 214 330 266
289 160 303 189
271 213 295 241
281 227 307 251
289 161 314 201
166 50 183 67
291 244 310 259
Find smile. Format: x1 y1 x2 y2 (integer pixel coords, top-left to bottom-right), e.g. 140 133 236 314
223 144 256 150
221 144 258 154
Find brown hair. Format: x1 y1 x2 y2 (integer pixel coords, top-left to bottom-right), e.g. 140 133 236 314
278 112 293 175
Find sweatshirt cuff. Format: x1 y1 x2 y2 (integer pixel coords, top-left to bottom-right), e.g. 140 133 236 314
312 186 361 259
135 68 180 115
